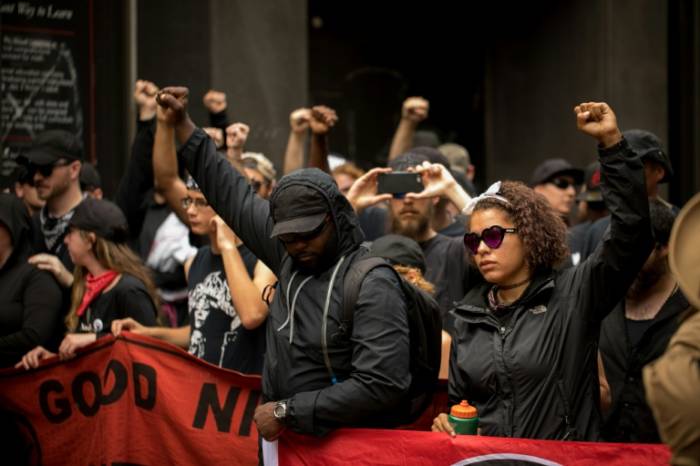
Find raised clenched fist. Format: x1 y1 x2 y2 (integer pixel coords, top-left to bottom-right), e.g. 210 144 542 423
133 80 159 120
156 87 190 126
402 96 429 123
574 102 622 148
290 108 311 134
203 127 224 149
203 90 227 114
309 106 338 135
225 122 250 149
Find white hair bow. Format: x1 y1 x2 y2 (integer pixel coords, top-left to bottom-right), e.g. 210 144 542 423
462 181 510 215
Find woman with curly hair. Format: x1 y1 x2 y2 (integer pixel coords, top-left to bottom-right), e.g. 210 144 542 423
416 102 654 440
17 198 158 369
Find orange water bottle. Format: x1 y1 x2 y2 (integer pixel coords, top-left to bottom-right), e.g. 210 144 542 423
448 400 479 435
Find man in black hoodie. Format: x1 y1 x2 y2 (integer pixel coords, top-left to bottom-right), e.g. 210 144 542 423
156 87 411 440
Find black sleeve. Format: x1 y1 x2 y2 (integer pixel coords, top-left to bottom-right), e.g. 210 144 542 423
564 138 654 322
447 336 467 407
180 128 286 274
115 119 156 241
285 267 411 435
118 284 158 327
0 268 64 363
209 109 230 144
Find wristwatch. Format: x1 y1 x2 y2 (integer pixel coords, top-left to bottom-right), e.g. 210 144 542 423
273 400 288 421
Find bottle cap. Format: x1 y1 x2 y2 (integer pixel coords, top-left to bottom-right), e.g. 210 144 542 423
450 400 477 419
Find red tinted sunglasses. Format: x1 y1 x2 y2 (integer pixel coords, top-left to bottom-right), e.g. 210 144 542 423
463 225 517 254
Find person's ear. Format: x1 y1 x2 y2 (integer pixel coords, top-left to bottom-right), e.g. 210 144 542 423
87 232 97 248
13 182 24 197
466 164 476 182
653 165 665 184
71 161 82 181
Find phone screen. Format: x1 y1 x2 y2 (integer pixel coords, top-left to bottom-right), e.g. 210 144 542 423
377 172 424 194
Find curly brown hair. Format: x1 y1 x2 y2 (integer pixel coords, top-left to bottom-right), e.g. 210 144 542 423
472 181 569 271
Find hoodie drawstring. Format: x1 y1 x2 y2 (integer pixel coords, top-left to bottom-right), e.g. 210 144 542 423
278 270 313 345
321 255 346 385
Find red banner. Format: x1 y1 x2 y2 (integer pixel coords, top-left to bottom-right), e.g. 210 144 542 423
0 333 672 466
276 429 670 466
0 332 261 466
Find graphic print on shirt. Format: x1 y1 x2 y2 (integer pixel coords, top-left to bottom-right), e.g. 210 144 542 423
187 270 241 364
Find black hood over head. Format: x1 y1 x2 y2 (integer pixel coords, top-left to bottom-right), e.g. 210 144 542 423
270 168 364 261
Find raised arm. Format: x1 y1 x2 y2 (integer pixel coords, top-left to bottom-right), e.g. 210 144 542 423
308 105 337 174
388 97 429 160
152 107 189 225
156 87 286 274
283 108 310 174
203 89 230 140
115 80 159 239
211 216 276 329
569 102 653 320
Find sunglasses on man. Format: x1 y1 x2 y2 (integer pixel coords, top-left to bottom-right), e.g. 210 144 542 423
548 177 576 190
463 225 517 254
27 160 72 179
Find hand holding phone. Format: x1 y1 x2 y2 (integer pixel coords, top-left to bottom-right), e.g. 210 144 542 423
377 172 424 195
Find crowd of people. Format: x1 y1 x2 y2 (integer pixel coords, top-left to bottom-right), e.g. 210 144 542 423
1 80 698 465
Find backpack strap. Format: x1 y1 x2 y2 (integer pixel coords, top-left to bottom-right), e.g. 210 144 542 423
341 256 396 335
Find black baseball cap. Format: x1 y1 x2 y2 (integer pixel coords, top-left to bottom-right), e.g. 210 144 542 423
576 162 604 203
369 234 426 273
79 163 102 189
529 158 583 187
270 184 329 238
623 129 673 183
69 198 129 243
24 130 84 165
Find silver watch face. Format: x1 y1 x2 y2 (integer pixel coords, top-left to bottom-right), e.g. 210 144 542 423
273 401 287 419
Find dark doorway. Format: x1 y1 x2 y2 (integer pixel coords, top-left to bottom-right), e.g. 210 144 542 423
308 1 487 182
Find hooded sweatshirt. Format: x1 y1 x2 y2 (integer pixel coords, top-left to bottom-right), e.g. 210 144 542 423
0 194 63 367
181 128 410 436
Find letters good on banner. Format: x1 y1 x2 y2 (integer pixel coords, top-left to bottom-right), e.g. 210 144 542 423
0 333 261 466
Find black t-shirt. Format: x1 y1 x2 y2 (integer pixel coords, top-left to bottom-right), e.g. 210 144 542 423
77 273 157 334
437 216 467 238
187 245 266 374
625 318 655 349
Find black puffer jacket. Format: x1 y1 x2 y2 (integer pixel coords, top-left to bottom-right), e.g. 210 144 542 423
181 128 410 436
448 139 653 440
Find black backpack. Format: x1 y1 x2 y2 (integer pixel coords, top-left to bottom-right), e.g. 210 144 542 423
342 255 443 425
